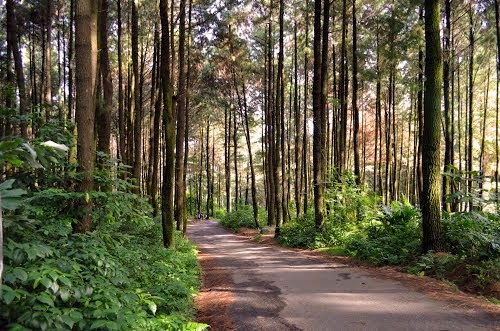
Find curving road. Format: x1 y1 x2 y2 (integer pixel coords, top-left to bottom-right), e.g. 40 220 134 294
189 220 499 331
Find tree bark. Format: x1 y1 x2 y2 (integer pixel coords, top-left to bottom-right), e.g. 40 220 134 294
44 0 53 122
132 0 142 191
160 0 175 248
175 0 187 230
312 0 325 229
352 0 360 185
6 0 29 138
422 0 443 252
74 0 98 233
97 0 112 158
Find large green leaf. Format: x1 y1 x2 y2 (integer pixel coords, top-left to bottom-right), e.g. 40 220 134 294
0 179 27 210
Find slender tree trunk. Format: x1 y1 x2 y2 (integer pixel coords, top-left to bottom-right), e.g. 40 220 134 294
183 0 193 233
242 82 259 228
160 0 175 248
312 0 325 229
175 0 187 231
148 27 158 196
68 0 75 124
479 64 491 205
97 0 112 158
339 0 348 175
279 0 287 228
225 105 232 213
442 0 452 212
44 0 53 122
132 0 142 192
233 101 239 208
74 0 98 233
417 6 424 204
467 5 474 211
117 0 126 166
294 20 302 218
6 0 29 138
495 0 500 210
422 0 443 252
352 0 360 184
302 0 310 215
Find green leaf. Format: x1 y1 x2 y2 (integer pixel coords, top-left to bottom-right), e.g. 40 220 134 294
90 320 107 330
148 301 157 315
60 288 71 302
62 315 75 329
2 285 16 304
36 293 54 307
40 278 51 288
0 179 15 190
13 268 28 282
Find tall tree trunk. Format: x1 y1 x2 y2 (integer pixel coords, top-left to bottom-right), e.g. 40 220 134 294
117 0 126 165
495 0 500 210
233 100 239 208
279 0 287 228
132 0 142 192
175 0 187 231
274 0 284 236
467 5 474 211
148 27 158 197
312 0 325 229
44 0 53 122
74 0 98 233
422 0 443 252
293 20 302 218
206 121 212 217
339 0 348 175
302 0 310 215
241 82 259 228
266 21 275 225
352 0 360 184
97 0 112 158
68 0 75 124
225 105 232 213
160 0 175 248
417 6 424 204
6 0 29 138
183 0 193 233
442 0 452 212
479 64 491 205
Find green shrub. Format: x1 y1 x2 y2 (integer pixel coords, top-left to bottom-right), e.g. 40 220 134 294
219 204 261 231
0 143 207 330
278 212 317 248
345 200 421 265
213 208 226 220
443 211 500 260
1 204 207 330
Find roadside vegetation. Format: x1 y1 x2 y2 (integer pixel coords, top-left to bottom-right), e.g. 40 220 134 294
0 138 207 330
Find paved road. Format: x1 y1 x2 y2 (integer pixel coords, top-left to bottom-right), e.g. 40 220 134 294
189 220 499 331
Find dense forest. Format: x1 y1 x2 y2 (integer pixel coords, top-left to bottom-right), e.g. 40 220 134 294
0 0 499 328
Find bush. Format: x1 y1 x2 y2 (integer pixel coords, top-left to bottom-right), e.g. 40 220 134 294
345 200 421 265
219 205 261 231
443 211 500 260
278 212 317 248
0 142 207 330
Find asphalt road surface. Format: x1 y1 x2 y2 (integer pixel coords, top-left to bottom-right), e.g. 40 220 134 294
189 220 499 331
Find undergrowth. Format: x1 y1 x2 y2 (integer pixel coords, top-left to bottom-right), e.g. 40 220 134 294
0 138 208 330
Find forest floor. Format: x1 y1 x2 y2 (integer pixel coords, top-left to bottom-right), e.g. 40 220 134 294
189 220 500 331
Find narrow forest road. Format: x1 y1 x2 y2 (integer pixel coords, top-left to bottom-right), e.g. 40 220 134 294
189 220 499 331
